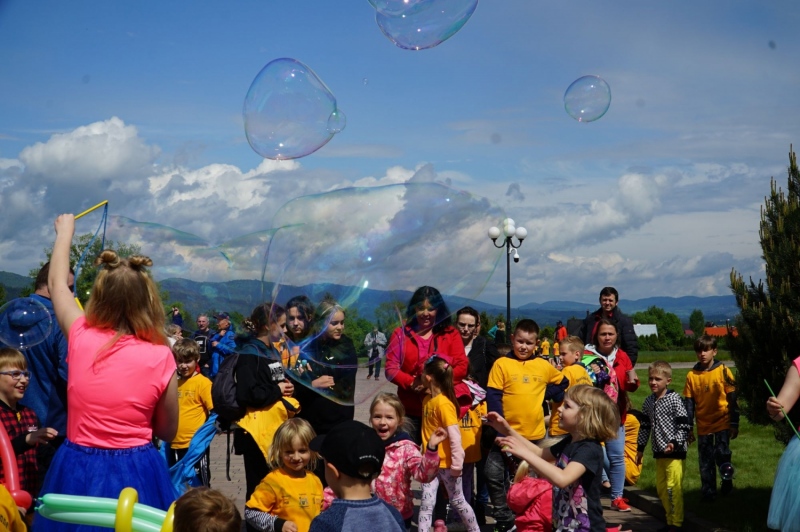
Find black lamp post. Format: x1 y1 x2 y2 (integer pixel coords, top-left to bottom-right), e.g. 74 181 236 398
488 218 527 328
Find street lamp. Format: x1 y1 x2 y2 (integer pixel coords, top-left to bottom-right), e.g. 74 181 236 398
488 218 527 328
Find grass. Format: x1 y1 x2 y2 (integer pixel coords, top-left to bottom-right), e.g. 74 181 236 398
629 368 781 532
635 350 731 364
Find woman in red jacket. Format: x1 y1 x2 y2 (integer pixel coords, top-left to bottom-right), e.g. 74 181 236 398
385 286 469 444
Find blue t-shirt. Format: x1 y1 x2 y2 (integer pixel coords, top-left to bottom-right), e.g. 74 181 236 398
309 496 404 532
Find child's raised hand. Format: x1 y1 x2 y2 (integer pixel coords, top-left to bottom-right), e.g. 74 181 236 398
54 214 75 237
282 521 298 532
428 427 448 448
26 427 58 446
485 412 512 434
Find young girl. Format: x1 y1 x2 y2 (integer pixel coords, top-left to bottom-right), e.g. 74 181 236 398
490 385 620 532
418 356 480 532
245 418 323 532
369 392 446 528
507 461 553 532
40 214 178 530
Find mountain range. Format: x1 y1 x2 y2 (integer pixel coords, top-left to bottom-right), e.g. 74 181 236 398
0 270 740 325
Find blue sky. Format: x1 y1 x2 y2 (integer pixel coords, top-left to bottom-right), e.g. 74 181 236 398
1 0 799 307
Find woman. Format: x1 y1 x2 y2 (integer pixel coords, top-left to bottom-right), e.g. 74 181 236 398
584 317 639 512
285 295 314 344
233 303 295 507
293 298 358 484
384 286 469 443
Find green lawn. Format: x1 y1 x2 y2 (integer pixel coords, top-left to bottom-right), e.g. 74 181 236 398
629 368 781 532
635 350 731 364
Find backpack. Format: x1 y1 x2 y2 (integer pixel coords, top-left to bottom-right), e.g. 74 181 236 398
211 352 245 424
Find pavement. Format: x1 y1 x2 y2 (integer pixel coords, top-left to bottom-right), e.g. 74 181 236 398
207 367 728 531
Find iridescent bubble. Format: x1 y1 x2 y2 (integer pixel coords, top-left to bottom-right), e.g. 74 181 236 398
564 75 612 123
0 298 53 350
375 0 479 51
368 0 427 16
243 58 346 160
263 182 505 405
326 109 346 134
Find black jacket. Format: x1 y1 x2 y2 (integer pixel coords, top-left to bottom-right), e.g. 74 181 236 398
579 306 639 366
467 335 501 390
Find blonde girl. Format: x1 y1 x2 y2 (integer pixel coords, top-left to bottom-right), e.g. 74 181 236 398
369 393 446 528
490 385 619 532
245 418 323 532
41 214 179 531
418 356 480 532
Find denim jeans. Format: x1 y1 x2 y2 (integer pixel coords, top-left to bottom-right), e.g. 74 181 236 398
367 355 382 377
606 425 626 499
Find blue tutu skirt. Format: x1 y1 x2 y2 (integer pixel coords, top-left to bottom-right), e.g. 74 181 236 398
768 435 800 532
34 440 178 532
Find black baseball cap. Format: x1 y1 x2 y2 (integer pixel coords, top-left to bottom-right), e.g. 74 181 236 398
309 420 384 480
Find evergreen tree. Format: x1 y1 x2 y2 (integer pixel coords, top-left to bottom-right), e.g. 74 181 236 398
729 146 800 444
689 309 705 338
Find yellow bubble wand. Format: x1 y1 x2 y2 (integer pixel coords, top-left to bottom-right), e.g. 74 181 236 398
764 379 800 440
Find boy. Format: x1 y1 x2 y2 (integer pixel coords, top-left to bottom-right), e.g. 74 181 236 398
309 420 404 532
683 335 739 501
549 336 593 437
486 319 568 532
637 361 691 532
0 348 58 505
168 339 214 486
174 487 242 532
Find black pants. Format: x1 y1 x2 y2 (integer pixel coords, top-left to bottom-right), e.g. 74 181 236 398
697 430 732 497
165 445 211 487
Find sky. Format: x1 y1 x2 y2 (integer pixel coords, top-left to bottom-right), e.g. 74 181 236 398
1 0 799 308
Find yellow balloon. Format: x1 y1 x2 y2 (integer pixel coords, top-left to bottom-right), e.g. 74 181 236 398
115 487 138 532
160 501 176 532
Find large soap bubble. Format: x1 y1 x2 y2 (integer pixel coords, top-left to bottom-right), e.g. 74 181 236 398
0 298 53 350
243 58 346 160
374 0 479 51
564 75 611 123
263 182 505 405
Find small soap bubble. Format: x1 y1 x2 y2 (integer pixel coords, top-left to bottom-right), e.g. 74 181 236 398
564 75 611 123
326 110 347 134
243 58 346 160
0 298 53 350
362 77 369 85
374 0 479 51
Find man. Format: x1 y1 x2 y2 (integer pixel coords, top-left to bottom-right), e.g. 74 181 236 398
192 314 215 377
579 286 639 365
22 262 73 478
364 326 387 380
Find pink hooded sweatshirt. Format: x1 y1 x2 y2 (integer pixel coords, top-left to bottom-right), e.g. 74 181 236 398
507 476 554 532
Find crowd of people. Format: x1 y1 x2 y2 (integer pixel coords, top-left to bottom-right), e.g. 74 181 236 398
0 214 799 532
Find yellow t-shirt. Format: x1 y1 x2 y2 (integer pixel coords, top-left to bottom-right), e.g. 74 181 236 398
550 364 594 436
422 394 460 469
487 357 565 441
540 340 551 356
552 342 559 357
683 363 736 435
246 468 323 531
459 402 486 464
624 414 642 485
173 373 213 448
0 485 25 532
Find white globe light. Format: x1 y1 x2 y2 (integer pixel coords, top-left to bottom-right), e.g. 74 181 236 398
503 218 515 227
504 224 516 237
488 226 501 239
515 227 527 240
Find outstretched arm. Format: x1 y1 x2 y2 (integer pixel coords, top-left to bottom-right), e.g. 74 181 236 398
767 365 800 421
48 215 84 336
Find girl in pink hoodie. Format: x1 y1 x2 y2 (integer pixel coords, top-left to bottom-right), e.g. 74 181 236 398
370 392 445 528
507 460 554 532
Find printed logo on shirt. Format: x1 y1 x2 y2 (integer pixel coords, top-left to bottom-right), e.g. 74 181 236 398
268 361 286 382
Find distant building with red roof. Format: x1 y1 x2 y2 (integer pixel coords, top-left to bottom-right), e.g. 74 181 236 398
704 326 738 338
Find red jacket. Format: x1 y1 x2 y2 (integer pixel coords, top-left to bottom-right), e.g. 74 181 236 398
610 348 639 424
385 325 468 418
507 476 553 532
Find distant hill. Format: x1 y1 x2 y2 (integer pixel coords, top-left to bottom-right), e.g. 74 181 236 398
0 271 32 301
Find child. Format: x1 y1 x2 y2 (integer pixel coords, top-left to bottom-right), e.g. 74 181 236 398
0 484 26 532
683 335 739 501
448 385 487 529
489 385 620 532
245 418 323 532
369 393 444 528
43 213 178 530
507 460 553 532
418 356 480 532
637 362 690 532
550 336 593 437
166 323 183 347
168 339 214 487
174 487 242 532
0 348 58 506
309 420 405 532
485 319 568 532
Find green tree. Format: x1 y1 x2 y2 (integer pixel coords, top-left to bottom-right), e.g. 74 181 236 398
540 326 555 342
373 299 405 334
631 306 684 348
730 147 800 443
689 309 706 338
29 233 141 306
0 284 5 306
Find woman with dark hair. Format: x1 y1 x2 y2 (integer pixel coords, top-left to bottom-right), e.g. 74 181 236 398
584 317 640 513
284 295 315 344
385 286 469 443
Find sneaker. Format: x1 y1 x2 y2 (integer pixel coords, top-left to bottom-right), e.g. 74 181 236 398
375 377 380 381
721 479 733 496
366 375 372 380
611 497 631 512
433 519 448 532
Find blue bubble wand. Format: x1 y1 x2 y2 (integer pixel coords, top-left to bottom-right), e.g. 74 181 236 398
73 200 109 309
765 379 800 440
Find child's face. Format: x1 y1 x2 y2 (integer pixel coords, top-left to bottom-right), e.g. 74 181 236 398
648 372 671 396
512 330 538 360
559 344 581 366
175 358 198 379
557 397 581 433
0 366 29 404
325 311 345 341
282 435 311 477
371 401 400 440
695 348 717 368
269 314 287 342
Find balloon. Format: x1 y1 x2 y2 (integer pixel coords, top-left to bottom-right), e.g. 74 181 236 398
35 490 175 532
0 423 31 509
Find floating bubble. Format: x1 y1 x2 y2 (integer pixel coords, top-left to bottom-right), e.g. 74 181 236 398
263 182 505 405
243 58 346 160
326 109 346 134
0 298 53 350
564 75 611 123
374 0 479 51
362 77 369 85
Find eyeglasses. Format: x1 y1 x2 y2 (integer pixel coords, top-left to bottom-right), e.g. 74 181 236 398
0 370 30 381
